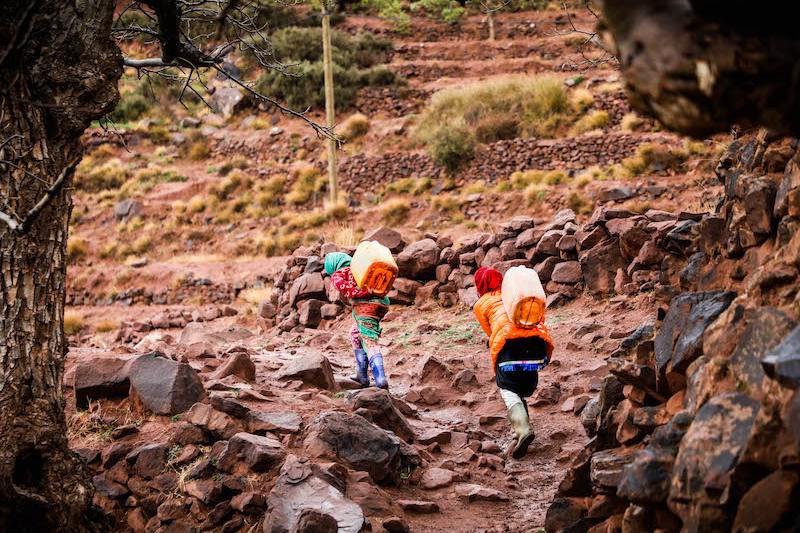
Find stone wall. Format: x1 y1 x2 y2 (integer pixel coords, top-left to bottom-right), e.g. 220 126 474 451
544 131 800 532
339 133 675 195
272 198 701 331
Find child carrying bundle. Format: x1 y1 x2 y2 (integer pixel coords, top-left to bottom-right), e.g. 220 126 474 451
473 266 554 459
324 242 397 389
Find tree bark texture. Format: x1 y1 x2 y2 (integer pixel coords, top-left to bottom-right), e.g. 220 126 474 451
0 1 121 530
598 0 800 136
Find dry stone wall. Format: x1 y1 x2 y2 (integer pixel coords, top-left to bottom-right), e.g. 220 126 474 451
339 133 675 194
272 200 702 331
544 131 800 533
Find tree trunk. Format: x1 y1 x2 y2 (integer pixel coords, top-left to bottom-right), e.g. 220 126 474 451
0 2 121 530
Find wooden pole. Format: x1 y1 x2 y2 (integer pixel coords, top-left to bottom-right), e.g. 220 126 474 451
321 4 338 204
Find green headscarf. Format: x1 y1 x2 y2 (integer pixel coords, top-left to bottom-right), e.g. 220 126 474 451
324 252 352 275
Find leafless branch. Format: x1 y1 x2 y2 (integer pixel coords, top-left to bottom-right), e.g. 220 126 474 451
478 0 511 15
0 160 77 235
554 1 617 70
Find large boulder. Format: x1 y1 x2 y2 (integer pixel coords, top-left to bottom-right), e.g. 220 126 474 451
551 261 582 284
668 393 760 531
210 85 247 118
264 455 364 533
728 307 797 396
128 352 205 415
73 356 132 409
363 227 406 253
579 239 626 296
216 432 286 474
248 410 303 435
114 199 143 221
297 299 324 328
732 470 800 532
762 325 800 389
589 447 638 492
304 411 420 485
212 351 256 382
185 402 243 439
396 239 439 279
618 411 693 504
276 353 336 390
288 273 326 308
349 388 415 443
654 291 736 393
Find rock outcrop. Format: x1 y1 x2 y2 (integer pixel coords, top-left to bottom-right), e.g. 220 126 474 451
545 131 800 532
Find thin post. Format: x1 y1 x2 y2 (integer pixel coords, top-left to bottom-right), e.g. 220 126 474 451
321 4 338 204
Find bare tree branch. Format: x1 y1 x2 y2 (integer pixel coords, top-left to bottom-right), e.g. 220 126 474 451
0 160 77 235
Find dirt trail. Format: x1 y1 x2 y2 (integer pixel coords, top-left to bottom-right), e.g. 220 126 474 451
69 293 651 530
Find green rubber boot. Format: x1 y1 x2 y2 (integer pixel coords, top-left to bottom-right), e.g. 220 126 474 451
508 403 534 459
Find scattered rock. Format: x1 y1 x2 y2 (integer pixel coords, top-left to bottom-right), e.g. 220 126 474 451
213 351 256 382
277 353 336 390
397 239 439 279
216 432 286 473
364 227 406 253
73 356 132 409
421 467 455 489
455 483 509 502
304 411 420 485
265 455 364 533
128 352 206 415
349 388 415 443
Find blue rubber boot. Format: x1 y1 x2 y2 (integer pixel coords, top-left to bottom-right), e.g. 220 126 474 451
369 353 388 389
352 349 369 387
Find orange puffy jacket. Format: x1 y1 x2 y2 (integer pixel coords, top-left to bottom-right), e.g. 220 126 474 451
473 290 554 370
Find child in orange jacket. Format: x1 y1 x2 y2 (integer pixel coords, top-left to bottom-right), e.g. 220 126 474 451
473 266 554 458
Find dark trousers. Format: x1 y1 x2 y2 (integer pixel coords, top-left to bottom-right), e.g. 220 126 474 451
495 337 548 399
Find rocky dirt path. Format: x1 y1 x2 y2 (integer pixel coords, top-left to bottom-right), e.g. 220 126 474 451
67 291 652 530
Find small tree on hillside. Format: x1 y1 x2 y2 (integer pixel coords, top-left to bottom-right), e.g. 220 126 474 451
0 1 329 530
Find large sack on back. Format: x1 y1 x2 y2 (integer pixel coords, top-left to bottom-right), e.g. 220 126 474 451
351 240 398 297
502 266 546 328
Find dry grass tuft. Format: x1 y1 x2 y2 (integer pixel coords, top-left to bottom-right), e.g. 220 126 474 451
340 113 370 141
95 319 119 333
571 110 610 135
64 310 85 335
239 286 273 305
380 198 411 224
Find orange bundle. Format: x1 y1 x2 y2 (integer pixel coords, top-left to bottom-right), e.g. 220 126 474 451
350 240 398 297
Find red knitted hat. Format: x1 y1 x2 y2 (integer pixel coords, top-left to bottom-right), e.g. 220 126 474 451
475 267 502 296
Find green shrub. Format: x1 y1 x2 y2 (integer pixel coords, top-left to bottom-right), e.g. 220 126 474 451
621 143 689 176
385 177 432 195
416 75 571 152
357 0 411 32
474 116 519 143
121 167 187 196
186 141 211 160
256 28 399 111
108 93 151 124
256 62 400 111
269 27 392 69
213 171 251 200
620 112 645 132
413 0 465 24
567 191 592 214
426 124 475 173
